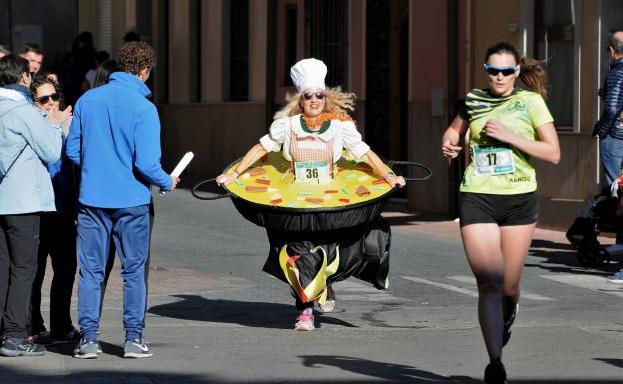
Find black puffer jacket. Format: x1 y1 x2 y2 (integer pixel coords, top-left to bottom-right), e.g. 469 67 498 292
594 59 623 139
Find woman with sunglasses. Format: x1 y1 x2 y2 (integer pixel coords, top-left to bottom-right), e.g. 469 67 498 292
441 42 560 384
217 58 405 331
29 75 80 345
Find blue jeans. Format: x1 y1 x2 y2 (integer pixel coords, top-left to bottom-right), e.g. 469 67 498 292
77 204 150 341
600 135 623 188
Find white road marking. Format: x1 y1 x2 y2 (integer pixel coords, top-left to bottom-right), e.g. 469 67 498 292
402 276 555 301
332 280 404 301
541 274 623 298
401 276 479 298
447 275 556 301
333 280 384 293
335 294 407 302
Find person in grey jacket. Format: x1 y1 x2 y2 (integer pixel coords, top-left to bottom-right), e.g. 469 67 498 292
0 55 69 357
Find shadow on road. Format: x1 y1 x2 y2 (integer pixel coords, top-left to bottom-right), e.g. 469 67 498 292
1 363 621 383
526 239 615 275
43 340 124 358
594 357 623 368
300 355 479 383
0 368 221 384
148 294 357 329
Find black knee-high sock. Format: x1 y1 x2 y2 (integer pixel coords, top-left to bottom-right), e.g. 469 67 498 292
478 286 503 362
502 295 517 323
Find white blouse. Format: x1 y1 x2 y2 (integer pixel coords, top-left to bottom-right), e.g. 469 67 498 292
259 114 371 162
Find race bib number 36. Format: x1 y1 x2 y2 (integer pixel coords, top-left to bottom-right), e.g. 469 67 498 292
294 161 330 184
473 144 515 176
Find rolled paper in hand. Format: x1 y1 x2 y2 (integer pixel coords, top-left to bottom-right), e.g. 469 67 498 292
160 151 195 195
171 152 195 177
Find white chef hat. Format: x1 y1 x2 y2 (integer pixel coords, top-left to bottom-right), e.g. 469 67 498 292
290 58 327 93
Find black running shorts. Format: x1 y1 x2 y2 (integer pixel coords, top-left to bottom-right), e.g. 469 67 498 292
459 192 538 227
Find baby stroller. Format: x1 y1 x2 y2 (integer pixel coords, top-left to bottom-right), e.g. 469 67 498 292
566 192 621 266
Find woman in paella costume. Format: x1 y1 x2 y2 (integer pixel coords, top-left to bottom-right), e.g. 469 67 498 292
216 58 406 331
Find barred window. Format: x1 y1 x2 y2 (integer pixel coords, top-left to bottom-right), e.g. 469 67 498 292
535 0 574 127
304 0 348 88
283 5 298 85
230 0 249 101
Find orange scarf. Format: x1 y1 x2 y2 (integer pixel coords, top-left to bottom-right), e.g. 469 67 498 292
301 112 353 130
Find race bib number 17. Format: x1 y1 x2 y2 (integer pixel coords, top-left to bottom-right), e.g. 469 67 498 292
473 144 515 176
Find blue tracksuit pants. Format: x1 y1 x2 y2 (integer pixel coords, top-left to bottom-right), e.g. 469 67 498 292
77 204 149 341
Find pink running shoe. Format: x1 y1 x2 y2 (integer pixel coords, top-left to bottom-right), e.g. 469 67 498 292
294 309 315 331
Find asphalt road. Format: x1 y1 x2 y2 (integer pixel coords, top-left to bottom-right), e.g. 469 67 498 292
2 189 623 383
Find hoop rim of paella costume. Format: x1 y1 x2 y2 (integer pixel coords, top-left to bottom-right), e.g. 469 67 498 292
191 155 432 232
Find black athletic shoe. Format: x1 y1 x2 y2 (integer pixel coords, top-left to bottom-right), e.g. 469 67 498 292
502 303 518 347
484 359 508 384
0 336 46 357
51 328 82 345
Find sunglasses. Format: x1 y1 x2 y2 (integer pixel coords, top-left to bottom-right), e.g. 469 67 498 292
36 93 60 104
483 64 519 77
302 92 325 100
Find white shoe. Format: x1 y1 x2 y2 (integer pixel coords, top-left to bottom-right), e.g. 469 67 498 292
319 299 335 313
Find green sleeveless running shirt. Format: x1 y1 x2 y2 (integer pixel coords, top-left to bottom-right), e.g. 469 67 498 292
459 88 554 195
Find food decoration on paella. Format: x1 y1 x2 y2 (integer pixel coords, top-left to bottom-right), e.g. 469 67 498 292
222 151 394 209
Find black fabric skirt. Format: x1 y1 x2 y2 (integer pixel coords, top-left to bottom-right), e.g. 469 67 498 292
262 217 391 304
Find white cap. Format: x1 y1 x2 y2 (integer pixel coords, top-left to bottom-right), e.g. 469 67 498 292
290 58 327 93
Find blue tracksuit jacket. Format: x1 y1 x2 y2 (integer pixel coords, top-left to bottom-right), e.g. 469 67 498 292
66 72 171 208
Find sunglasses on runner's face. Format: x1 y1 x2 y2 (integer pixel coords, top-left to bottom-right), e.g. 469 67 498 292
302 92 326 100
483 64 519 77
36 93 60 104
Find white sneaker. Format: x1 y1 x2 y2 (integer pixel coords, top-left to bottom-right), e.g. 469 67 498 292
123 337 153 358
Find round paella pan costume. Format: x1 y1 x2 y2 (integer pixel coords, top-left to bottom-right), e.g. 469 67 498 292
193 59 429 330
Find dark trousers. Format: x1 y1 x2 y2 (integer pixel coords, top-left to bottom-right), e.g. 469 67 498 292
0 214 40 338
30 211 77 336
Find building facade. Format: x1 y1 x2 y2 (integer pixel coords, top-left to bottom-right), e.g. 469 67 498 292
4 0 623 228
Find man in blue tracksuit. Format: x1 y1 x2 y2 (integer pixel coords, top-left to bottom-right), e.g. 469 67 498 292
66 41 178 359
